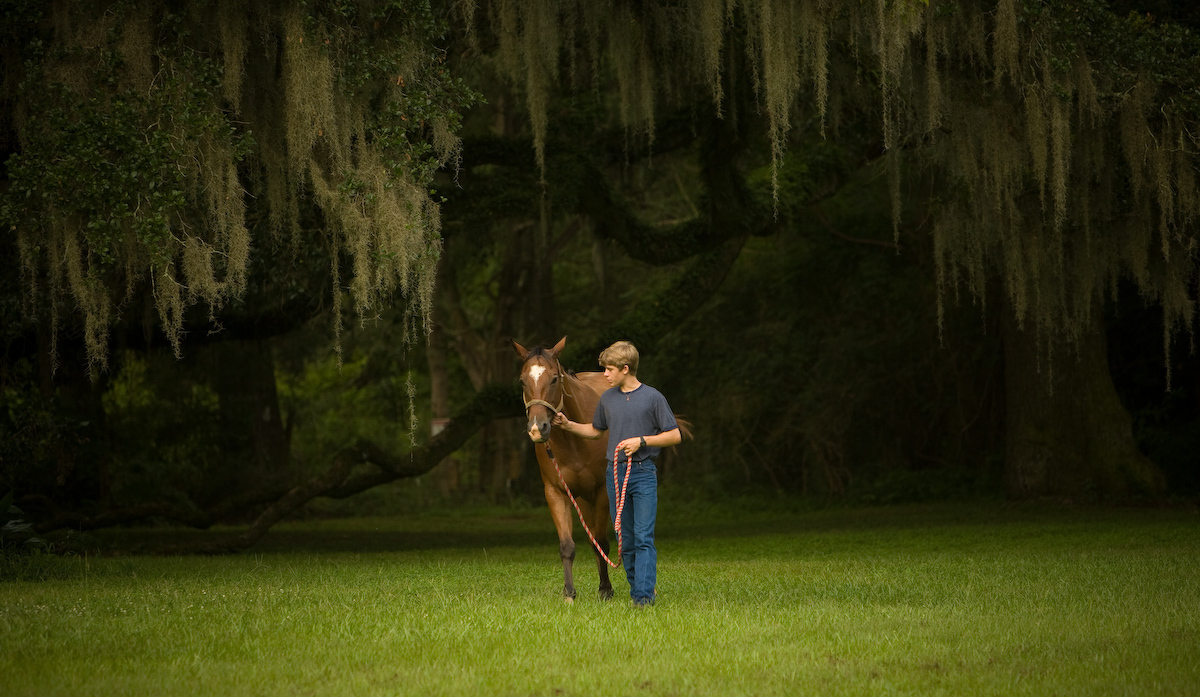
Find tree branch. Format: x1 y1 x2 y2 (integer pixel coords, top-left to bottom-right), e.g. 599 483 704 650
323 383 523 499
151 382 523 554
33 485 290 534
811 205 902 251
561 235 750 368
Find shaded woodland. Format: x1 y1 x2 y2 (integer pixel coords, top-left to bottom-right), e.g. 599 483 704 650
2 0 1199 552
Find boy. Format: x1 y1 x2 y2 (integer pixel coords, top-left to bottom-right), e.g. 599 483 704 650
552 340 681 606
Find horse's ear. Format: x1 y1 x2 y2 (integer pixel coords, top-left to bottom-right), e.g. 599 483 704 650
511 338 530 359
548 336 567 358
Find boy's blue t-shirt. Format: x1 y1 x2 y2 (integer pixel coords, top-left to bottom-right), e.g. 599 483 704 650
592 383 678 463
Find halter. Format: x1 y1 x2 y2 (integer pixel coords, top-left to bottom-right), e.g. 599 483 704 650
522 392 564 415
521 358 569 416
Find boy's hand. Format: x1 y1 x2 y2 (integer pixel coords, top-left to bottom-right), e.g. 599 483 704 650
552 412 569 428
617 437 642 457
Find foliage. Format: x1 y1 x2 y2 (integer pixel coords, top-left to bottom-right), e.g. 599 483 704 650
277 323 424 476
96 318 421 512
6 0 1199 523
92 305 436 515
1106 286 1200 496
100 350 227 508
1 490 41 549
0 357 104 506
429 0 1198 503
1 0 480 371
1 489 97 582
648 147 1000 498
463 0 1200 367
919 0 1200 369
433 34 1003 500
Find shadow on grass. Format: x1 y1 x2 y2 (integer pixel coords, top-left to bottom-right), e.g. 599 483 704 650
85 512 555 556
83 498 1191 557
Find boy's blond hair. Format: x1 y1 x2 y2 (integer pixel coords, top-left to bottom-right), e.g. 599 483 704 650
598 340 639 375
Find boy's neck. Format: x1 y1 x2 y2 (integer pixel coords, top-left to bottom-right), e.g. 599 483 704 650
620 376 642 393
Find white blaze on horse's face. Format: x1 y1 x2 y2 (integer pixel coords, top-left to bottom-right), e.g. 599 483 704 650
524 360 557 443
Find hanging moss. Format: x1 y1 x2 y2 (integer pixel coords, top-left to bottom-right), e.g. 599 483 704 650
468 0 1199 377
1 0 479 373
7 0 1197 378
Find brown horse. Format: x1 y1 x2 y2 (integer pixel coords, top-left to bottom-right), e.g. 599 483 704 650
512 336 614 602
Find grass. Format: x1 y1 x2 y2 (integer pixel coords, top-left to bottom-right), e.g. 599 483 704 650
1 501 1198 696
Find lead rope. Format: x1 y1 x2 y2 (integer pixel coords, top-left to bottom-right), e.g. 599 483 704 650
546 443 633 569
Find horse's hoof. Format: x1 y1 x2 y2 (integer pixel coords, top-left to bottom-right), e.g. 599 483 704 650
564 596 575 605
599 588 614 601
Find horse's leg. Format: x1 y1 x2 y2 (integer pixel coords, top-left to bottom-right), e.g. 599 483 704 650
572 495 613 601
589 489 614 600
544 485 577 602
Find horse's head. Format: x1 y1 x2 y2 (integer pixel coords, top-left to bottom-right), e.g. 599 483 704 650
512 336 568 443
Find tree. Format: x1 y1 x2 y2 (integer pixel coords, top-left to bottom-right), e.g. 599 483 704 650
1 0 477 372
3 0 776 537
6 1 1199 553
456 0 1199 499
0 0 486 540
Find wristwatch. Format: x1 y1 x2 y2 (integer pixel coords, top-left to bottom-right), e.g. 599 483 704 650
639 436 646 450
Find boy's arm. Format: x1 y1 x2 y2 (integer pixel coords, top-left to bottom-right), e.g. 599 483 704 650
553 412 604 439
616 427 681 457
648 428 682 447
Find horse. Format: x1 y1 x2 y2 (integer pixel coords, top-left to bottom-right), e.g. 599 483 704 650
512 336 614 602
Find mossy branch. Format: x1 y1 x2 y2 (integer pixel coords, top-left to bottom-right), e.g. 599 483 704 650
28 382 519 552
149 381 522 555
561 235 749 369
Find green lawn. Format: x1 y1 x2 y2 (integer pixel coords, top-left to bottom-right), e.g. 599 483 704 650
2 502 1198 696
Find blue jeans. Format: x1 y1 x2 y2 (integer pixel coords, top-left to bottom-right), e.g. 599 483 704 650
607 459 658 603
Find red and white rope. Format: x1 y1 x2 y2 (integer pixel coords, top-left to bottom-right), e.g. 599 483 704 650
547 443 633 569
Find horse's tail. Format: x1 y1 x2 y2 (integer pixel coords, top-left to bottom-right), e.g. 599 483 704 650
674 415 694 441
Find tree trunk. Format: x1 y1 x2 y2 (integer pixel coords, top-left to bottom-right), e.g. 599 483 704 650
440 213 543 500
205 340 291 501
43 336 111 505
426 258 460 496
1002 300 1165 499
